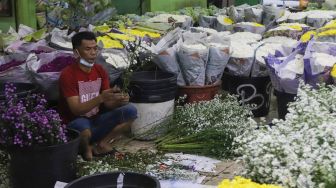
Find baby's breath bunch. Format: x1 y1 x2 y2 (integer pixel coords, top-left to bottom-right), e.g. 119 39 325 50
156 94 255 159
236 82 336 188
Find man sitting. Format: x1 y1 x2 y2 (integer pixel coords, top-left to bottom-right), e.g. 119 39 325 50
58 31 137 160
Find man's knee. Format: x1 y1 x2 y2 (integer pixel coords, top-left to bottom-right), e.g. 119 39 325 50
121 104 137 120
68 117 92 134
80 129 92 138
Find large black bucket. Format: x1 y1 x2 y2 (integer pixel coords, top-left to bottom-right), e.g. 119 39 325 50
129 71 177 103
274 90 296 119
8 129 80 188
222 72 272 117
65 172 161 188
0 83 39 101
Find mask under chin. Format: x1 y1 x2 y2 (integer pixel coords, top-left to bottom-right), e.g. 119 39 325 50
80 58 94 67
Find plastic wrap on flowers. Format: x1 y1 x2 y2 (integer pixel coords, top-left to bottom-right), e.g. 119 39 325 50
0 27 20 51
96 49 126 85
264 47 305 94
262 5 286 26
177 42 208 86
5 39 55 54
226 42 255 77
0 53 31 83
287 12 308 24
244 6 263 23
251 42 283 77
26 51 75 100
198 15 217 28
276 10 291 24
181 31 207 43
233 22 266 35
190 27 218 36
303 40 336 87
153 39 186 86
264 55 283 92
261 36 300 57
306 11 336 28
264 23 310 40
206 36 231 85
147 14 193 30
215 15 234 32
50 28 74 51
152 29 186 86
227 5 245 23
224 32 262 45
316 28 336 43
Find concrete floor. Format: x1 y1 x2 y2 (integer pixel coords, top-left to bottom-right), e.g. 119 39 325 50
112 92 279 186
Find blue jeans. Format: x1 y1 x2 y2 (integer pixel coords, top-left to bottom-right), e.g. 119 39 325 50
68 104 137 143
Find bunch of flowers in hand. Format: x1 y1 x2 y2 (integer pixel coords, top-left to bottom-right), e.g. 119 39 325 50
120 36 153 93
0 83 68 148
235 82 336 188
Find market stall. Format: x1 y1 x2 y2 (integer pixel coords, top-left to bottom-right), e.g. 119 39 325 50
1 1 336 187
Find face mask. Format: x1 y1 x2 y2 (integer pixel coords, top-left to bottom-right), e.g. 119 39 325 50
76 49 94 68
79 58 94 67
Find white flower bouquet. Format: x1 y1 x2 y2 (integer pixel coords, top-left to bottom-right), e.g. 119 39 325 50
156 94 256 159
236 82 336 188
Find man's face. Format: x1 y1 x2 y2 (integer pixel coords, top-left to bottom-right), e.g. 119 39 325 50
76 39 98 63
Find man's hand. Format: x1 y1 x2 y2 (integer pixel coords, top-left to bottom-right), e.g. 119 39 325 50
114 93 130 106
103 86 130 109
100 89 116 103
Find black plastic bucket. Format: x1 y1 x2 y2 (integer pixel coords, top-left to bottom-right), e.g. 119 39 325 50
65 172 161 188
129 71 177 103
130 85 177 95
130 71 177 90
0 83 39 101
222 72 272 117
274 90 296 119
8 129 80 188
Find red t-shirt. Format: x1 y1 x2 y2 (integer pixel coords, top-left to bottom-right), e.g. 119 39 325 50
58 62 110 124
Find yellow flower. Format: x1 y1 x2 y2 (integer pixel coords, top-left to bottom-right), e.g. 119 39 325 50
331 64 336 78
317 29 336 37
218 177 282 188
300 31 317 42
107 33 135 41
94 25 112 33
23 28 47 42
252 23 264 27
96 36 123 49
324 20 336 29
280 23 303 31
119 28 161 38
224 17 234 25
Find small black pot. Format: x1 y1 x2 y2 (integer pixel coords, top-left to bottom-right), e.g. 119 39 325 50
65 172 161 188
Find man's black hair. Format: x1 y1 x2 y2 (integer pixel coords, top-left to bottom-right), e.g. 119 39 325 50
71 31 97 50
